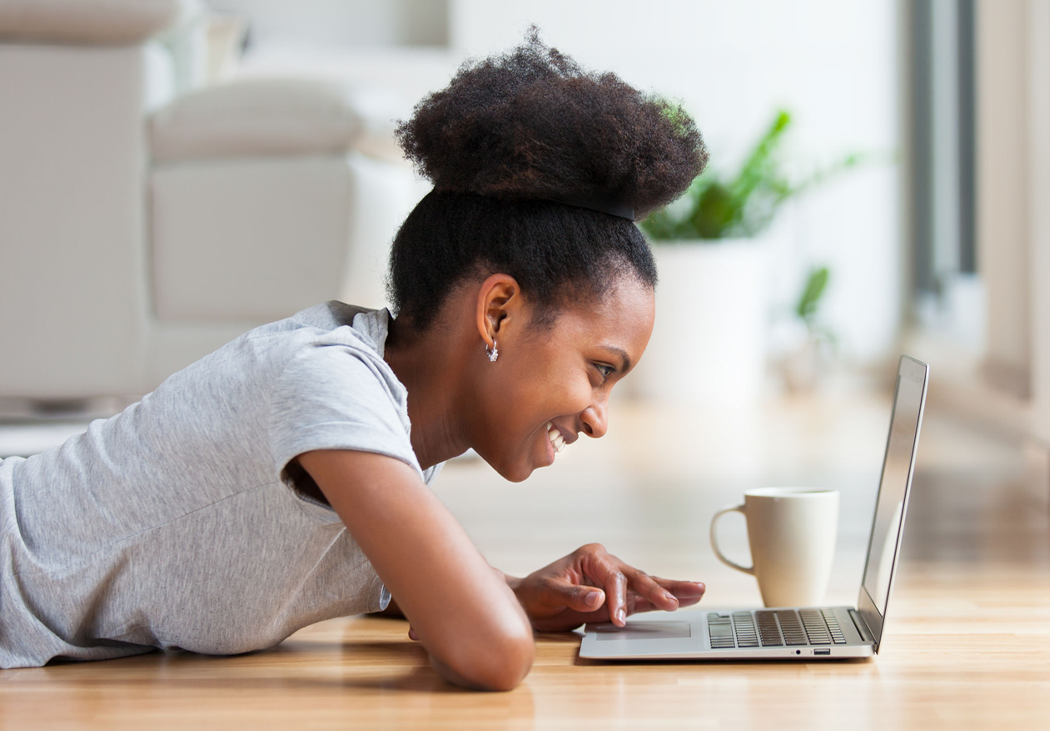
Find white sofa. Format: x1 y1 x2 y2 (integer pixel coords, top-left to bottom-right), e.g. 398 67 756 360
0 0 422 403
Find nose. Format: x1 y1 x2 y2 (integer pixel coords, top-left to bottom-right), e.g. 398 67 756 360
579 396 608 439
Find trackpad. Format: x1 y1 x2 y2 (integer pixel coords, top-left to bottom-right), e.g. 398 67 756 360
594 622 692 641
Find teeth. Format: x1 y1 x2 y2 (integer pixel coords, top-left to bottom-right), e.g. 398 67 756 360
547 423 567 454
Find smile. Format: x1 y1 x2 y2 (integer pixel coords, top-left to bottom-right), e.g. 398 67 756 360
546 422 567 454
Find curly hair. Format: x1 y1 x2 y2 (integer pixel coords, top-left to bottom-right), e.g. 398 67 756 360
388 28 707 331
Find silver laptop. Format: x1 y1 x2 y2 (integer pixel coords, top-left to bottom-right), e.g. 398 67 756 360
580 355 929 661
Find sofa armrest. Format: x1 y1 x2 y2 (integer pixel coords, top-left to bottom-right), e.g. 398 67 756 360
149 77 409 164
0 0 198 45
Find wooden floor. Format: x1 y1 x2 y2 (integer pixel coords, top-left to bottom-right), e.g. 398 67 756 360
2 394 1048 730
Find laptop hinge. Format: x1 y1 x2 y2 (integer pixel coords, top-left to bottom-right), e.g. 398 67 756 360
849 609 875 644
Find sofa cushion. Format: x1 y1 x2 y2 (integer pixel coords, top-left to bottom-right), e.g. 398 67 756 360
150 78 406 163
0 0 197 45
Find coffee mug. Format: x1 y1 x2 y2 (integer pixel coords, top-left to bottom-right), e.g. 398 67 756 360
709 487 839 607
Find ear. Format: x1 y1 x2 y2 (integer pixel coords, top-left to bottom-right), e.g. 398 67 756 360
475 273 523 351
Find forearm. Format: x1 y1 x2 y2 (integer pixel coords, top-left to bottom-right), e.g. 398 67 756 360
299 450 534 690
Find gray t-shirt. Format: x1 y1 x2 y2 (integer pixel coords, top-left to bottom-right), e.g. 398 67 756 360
0 302 439 668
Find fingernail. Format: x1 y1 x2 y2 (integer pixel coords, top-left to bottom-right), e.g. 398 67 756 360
586 590 602 607
617 608 626 624
663 590 679 606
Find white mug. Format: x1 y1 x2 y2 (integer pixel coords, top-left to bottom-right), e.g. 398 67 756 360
709 487 839 607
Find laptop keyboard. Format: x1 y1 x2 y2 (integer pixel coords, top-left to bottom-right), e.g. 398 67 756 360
707 608 847 649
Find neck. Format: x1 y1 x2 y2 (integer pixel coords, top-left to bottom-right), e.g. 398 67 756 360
383 314 473 471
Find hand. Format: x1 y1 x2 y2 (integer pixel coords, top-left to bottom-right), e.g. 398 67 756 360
506 543 705 633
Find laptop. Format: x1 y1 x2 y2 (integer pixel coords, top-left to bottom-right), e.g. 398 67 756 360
579 354 929 661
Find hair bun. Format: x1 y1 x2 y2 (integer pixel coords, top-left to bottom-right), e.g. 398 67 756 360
396 28 708 218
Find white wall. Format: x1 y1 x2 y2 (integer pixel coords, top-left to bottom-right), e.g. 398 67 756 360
449 0 902 363
976 0 1031 390
1027 0 1050 446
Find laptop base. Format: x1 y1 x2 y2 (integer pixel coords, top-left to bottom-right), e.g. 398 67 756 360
579 606 875 661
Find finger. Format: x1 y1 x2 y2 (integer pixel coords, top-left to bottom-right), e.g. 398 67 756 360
605 571 627 626
651 577 706 597
622 568 681 612
579 550 628 626
542 576 606 613
651 577 707 607
625 593 657 616
408 626 419 641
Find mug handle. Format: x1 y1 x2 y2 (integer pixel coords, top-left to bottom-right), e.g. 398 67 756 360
710 504 755 575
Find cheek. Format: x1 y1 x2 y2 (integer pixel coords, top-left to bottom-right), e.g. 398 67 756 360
471 358 549 451
481 351 580 441
498 361 559 424
503 346 588 413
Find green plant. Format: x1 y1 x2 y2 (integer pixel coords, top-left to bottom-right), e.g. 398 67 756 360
797 266 829 324
640 110 860 241
795 265 835 344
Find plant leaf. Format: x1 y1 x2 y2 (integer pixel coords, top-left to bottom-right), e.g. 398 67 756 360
692 182 735 238
796 266 830 321
728 110 792 221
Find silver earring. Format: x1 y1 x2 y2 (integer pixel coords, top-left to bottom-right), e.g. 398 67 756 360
486 340 499 362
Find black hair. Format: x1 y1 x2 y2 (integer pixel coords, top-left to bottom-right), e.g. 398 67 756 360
389 28 707 332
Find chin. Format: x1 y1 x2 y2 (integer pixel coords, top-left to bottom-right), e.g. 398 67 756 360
497 462 534 483
482 453 536 483
475 441 542 483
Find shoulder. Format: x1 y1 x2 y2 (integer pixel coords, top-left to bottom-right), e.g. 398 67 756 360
266 302 409 433
151 302 401 431
266 304 398 390
247 302 388 355
266 304 422 485
224 302 392 383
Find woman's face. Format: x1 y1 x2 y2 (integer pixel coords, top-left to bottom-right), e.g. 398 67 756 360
470 274 656 482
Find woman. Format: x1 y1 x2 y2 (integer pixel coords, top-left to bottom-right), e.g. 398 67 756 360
0 33 708 690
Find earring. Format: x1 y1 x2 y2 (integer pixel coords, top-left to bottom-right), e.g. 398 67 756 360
486 340 499 362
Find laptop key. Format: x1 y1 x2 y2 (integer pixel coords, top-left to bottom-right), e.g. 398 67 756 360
774 610 808 645
708 614 737 649
731 612 759 647
799 609 833 645
821 608 849 644
754 610 784 646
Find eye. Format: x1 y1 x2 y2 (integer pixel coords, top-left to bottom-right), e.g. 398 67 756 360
594 363 616 383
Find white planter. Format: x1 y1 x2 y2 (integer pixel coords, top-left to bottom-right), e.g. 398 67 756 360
780 335 821 394
632 238 771 406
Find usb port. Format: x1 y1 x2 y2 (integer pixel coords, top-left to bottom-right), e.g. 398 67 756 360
814 649 831 655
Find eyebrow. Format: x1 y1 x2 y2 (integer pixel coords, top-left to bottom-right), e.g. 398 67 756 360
599 345 631 372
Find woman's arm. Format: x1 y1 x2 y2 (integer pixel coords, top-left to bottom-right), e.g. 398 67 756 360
296 449 534 691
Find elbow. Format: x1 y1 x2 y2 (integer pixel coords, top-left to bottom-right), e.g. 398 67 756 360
478 630 535 692
432 623 535 692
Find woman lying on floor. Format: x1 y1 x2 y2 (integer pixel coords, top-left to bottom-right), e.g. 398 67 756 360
0 32 708 690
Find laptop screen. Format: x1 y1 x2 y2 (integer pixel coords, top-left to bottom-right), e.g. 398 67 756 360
861 357 928 621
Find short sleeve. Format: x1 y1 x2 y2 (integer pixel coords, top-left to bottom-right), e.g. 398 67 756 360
268 335 422 485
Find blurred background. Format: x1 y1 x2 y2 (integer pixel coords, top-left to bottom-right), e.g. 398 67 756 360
0 0 1047 604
